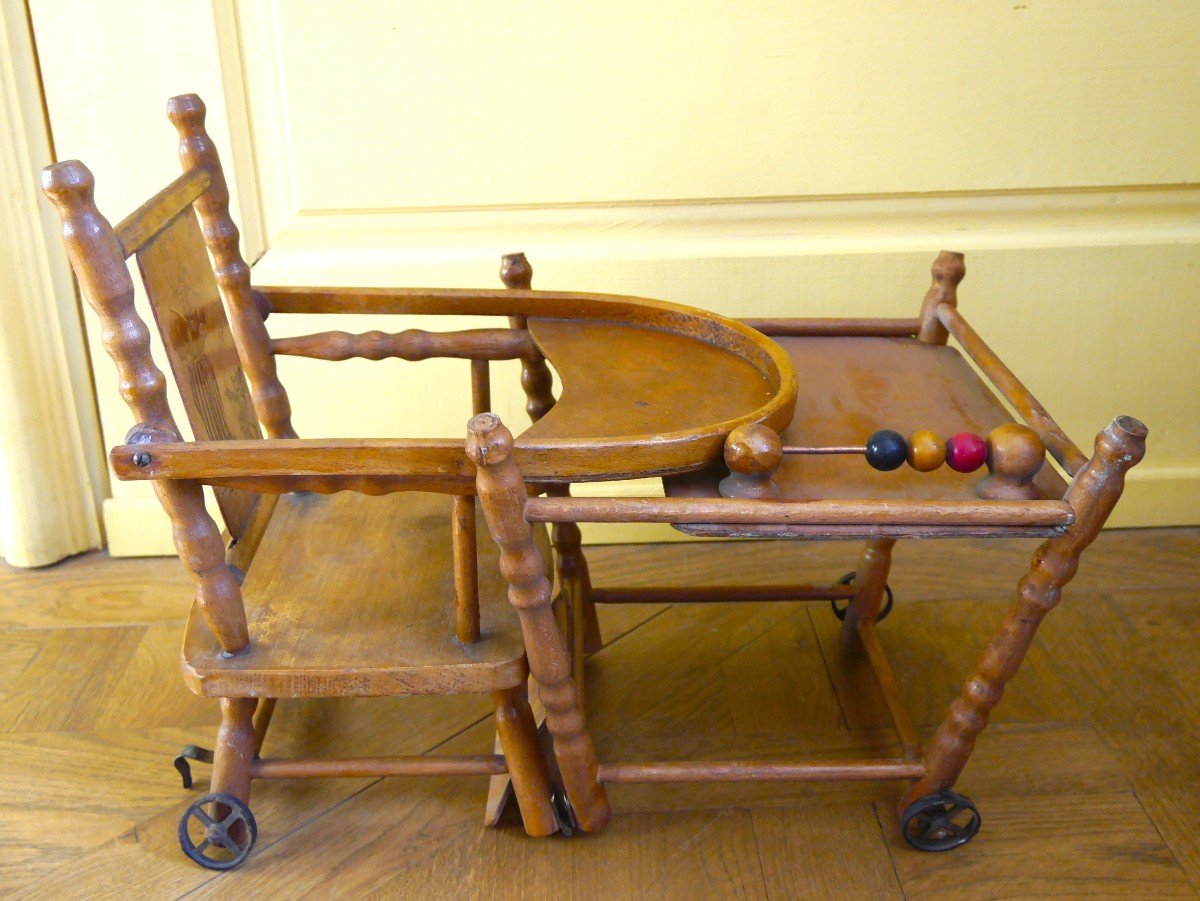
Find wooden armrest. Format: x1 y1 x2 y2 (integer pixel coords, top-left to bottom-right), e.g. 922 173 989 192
110 438 474 483
270 327 537 362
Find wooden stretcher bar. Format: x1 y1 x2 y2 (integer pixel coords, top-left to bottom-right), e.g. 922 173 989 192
740 317 921 337
597 759 926 783
250 755 508 779
936 303 1089 476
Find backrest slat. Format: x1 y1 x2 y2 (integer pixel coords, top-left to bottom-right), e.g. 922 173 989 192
114 166 211 257
136 207 262 537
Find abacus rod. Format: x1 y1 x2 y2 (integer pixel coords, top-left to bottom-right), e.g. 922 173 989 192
781 445 864 455
935 304 1088 476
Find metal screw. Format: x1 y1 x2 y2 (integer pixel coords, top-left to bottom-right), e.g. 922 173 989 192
132 451 152 467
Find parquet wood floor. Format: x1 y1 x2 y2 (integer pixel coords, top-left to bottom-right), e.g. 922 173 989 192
1 529 1197 898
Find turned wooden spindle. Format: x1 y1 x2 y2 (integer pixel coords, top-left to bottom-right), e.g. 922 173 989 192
211 697 257 807
467 413 611 832
900 415 1147 811
719 423 783 499
976 423 1046 500
42 160 249 654
501 252 602 657
452 494 480 644
166 93 297 439
500 252 555 423
917 251 965 345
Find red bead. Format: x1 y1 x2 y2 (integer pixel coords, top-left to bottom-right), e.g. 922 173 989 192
946 432 987 473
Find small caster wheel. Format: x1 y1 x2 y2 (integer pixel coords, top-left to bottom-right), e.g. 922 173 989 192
900 791 981 852
550 785 578 837
173 744 214 789
178 792 258 870
832 572 894 622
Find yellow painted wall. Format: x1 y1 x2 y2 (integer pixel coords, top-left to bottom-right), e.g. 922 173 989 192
28 0 1200 553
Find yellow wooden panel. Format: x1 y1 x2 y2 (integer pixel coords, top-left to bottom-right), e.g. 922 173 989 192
254 1 1200 213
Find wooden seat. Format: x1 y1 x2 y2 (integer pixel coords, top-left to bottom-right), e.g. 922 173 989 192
182 492 547 699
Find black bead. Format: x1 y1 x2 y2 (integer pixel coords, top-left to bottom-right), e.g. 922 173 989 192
865 429 908 472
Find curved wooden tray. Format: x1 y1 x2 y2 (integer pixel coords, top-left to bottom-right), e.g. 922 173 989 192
519 300 796 481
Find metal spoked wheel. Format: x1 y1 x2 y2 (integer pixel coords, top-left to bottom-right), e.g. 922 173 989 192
550 785 578 837
831 572 894 622
900 791 981 852
178 792 258 870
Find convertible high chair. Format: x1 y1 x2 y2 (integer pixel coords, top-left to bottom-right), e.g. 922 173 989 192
479 253 1147 851
41 96 576 869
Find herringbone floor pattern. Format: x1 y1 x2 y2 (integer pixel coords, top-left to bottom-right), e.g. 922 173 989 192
2 529 1197 898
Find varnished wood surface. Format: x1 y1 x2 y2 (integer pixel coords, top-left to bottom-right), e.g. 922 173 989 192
182 491 537 698
667 336 1072 537
522 318 779 478
136 208 262 538
3 527 1198 896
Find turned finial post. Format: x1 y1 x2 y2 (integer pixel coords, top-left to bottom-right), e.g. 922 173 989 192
166 93 296 439
917 251 965 345
42 160 249 654
976 423 1046 500
466 413 610 831
500 252 555 423
901 415 1147 810
719 423 783 499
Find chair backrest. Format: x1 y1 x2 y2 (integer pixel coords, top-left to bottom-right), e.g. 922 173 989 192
44 94 294 541
133 192 262 536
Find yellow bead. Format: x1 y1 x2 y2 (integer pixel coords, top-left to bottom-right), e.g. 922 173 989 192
907 430 946 472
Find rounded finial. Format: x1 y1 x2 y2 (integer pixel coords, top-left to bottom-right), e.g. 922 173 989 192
724 423 782 475
500 252 532 290
466 412 513 466
1096 415 1148 468
718 423 782 499
976 423 1045 500
931 250 965 288
166 93 206 129
41 160 95 211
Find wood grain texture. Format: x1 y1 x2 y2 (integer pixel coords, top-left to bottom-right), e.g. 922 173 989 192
113 166 211 256
136 208 262 537
666 334 1072 536
4 529 1199 896
41 160 249 654
181 491 536 698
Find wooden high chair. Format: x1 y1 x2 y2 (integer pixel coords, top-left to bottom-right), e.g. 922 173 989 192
40 95 578 870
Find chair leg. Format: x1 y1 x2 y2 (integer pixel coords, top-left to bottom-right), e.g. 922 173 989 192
211 697 257 804
840 538 896 649
899 416 1146 812
468 413 612 833
551 514 599 701
492 685 558 836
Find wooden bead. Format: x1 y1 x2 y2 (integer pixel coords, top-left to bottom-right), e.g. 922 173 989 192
865 430 907 472
907 430 946 472
945 432 987 473
976 423 1046 500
